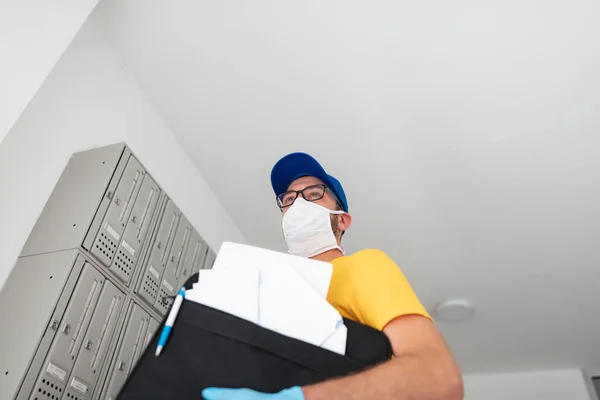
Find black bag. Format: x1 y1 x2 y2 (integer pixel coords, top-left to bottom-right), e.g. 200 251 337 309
118 273 392 399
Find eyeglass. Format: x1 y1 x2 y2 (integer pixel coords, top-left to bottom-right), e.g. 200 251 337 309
276 184 328 209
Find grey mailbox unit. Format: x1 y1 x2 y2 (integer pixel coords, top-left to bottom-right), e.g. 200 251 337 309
0 143 216 400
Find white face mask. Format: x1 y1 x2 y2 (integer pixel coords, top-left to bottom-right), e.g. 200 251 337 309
282 198 345 258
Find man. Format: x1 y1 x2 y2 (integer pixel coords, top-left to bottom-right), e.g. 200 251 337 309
203 153 464 400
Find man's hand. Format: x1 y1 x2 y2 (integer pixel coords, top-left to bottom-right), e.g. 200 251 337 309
202 387 304 400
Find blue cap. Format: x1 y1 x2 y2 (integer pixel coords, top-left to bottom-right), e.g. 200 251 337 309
270 152 348 212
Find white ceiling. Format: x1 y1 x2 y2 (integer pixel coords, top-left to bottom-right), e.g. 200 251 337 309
93 0 600 373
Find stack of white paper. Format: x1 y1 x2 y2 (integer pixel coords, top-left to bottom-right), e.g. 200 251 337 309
185 267 260 324
212 242 333 298
185 242 347 355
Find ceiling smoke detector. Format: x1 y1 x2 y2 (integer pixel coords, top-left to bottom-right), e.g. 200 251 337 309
435 299 474 322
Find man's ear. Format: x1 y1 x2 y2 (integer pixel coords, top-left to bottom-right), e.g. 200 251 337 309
338 212 352 234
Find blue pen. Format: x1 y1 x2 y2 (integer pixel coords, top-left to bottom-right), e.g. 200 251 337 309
155 287 186 356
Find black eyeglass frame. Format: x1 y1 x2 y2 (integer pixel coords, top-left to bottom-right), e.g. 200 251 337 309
276 184 330 209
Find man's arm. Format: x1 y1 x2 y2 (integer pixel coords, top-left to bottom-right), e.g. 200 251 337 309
202 316 462 400
302 315 463 400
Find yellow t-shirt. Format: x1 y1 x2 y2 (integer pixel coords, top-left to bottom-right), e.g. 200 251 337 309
327 249 431 331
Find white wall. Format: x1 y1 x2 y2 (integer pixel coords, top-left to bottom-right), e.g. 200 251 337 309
0 0 100 145
0 13 247 289
464 369 593 400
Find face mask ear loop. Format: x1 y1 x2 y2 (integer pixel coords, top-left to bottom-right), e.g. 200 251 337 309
327 188 345 212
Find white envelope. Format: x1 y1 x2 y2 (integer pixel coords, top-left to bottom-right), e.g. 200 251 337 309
320 323 348 355
185 268 259 324
213 242 333 299
258 262 343 350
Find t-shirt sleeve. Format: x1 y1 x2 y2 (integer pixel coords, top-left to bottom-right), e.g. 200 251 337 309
347 249 431 331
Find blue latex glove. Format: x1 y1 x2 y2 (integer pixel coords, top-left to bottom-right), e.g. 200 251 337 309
202 386 305 400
